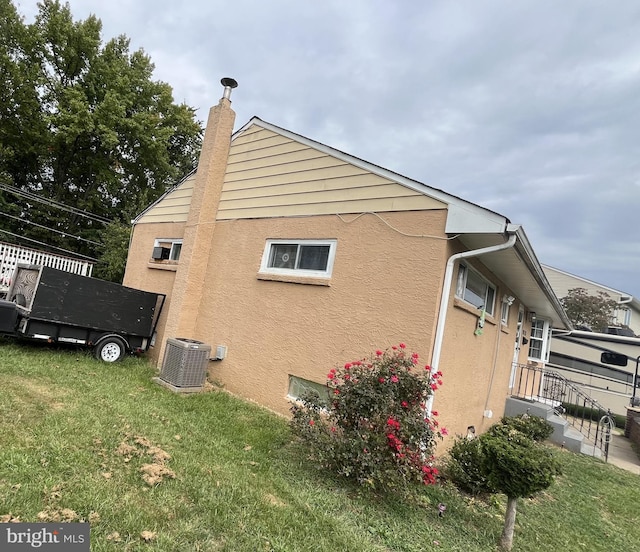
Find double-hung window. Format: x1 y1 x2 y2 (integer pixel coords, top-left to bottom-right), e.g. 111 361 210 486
260 239 337 278
456 263 496 316
528 318 551 362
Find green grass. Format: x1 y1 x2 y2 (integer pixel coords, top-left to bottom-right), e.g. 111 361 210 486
1 339 640 551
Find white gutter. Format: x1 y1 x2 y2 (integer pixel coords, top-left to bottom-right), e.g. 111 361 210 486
425 228 518 417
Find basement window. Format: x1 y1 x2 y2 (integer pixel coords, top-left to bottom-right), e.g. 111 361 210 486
260 239 337 278
152 239 182 261
456 263 496 316
287 375 330 406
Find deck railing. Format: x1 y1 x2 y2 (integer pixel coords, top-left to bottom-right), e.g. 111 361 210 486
511 363 615 461
0 242 94 293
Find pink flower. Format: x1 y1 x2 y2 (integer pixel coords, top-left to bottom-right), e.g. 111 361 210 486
379 377 386 383
344 362 352 369
424 365 431 371
431 383 438 391
392 346 397 350
401 401 409 408
376 350 383 356
441 427 449 436
327 372 335 380
432 410 439 417
330 426 336 433
399 343 406 349
309 420 315 426
386 417 400 430
344 374 351 381
333 389 340 395
390 375 399 383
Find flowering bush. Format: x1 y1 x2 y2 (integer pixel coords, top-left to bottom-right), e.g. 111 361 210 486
290 344 445 493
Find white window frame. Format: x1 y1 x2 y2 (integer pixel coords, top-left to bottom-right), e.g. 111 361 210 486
501 301 510 325
456 263 496 316
528 318 551 362
260 239 337 278
612 306 631 327
153 238 182 261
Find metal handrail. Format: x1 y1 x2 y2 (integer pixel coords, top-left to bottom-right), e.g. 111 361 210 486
511 363 614 460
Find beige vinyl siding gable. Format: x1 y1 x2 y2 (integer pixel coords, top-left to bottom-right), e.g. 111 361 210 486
136 123 446 225
217 125 445 219
136 173 195 224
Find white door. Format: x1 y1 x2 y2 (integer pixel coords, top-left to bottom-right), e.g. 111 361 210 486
509 307 525 388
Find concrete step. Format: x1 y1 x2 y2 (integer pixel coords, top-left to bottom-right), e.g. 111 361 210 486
505 397 590 455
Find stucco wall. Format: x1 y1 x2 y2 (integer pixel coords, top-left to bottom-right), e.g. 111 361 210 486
124 208 523 444
122 221 185 351
432 249 523 438
188 210 448 414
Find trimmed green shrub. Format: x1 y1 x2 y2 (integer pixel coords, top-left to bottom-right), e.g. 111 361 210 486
562 402 624 428
443 436 494 496
499 414 554 442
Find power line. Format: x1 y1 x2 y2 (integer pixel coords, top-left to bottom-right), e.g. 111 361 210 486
0 229 99 262
0 182 112 224
0 211 103 247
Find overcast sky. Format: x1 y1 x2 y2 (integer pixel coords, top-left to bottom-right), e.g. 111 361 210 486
16 0 640 296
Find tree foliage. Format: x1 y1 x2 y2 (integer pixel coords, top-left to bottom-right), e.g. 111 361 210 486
560 287 618 332
445 415 560 551
0 0 202 279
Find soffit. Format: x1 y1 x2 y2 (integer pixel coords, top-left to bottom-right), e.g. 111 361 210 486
458 233 570 329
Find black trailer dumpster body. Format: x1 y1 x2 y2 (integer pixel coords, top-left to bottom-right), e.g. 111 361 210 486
0 264 165 362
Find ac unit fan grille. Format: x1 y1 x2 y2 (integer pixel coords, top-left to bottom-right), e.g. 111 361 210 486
160 338 211 388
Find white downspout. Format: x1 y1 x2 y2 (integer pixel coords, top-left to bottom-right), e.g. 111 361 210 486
425 229 518 417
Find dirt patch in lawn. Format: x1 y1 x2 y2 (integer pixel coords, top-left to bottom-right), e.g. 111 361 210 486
115 434 176 486
2 375 68 411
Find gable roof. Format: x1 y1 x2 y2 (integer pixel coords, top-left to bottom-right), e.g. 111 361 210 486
132 116 570 329
236 118 509 234
543 264 640 316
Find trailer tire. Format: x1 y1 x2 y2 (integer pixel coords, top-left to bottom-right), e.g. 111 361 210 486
95 336 127 362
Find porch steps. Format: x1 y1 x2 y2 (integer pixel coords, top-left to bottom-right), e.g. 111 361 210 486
505 397 602 458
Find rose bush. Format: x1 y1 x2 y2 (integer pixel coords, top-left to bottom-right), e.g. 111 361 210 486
290 344 445 493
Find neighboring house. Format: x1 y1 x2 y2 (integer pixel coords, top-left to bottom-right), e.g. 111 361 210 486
542 265 640 415
549 330 640 415
123 81 570 440
543 264 640 335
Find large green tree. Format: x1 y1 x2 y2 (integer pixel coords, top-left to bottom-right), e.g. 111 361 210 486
0 0 202 280
560 287 619 332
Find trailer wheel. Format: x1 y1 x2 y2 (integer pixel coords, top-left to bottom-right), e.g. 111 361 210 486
95 336 127 362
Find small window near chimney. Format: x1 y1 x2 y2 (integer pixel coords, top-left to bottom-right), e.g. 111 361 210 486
152 239 182 261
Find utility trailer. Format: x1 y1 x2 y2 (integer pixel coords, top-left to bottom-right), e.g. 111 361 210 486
0 264 165 362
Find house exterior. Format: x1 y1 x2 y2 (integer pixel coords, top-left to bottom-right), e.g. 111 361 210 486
542 264 640 335
123 81 570 440
549 330 640 415
541 265 640 415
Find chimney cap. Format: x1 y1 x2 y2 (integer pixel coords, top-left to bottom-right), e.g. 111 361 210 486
221 77 238 89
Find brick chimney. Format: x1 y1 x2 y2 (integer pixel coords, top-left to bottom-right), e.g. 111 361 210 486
161 78 238 347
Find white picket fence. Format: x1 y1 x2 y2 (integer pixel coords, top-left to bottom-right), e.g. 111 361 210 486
0 242 94 295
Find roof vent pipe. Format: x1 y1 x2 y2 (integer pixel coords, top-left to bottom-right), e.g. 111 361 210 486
221 77 238 100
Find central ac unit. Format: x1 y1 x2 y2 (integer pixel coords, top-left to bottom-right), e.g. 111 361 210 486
160 337 211 388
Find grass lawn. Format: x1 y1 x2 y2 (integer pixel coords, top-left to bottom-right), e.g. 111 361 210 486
1 339 639 551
